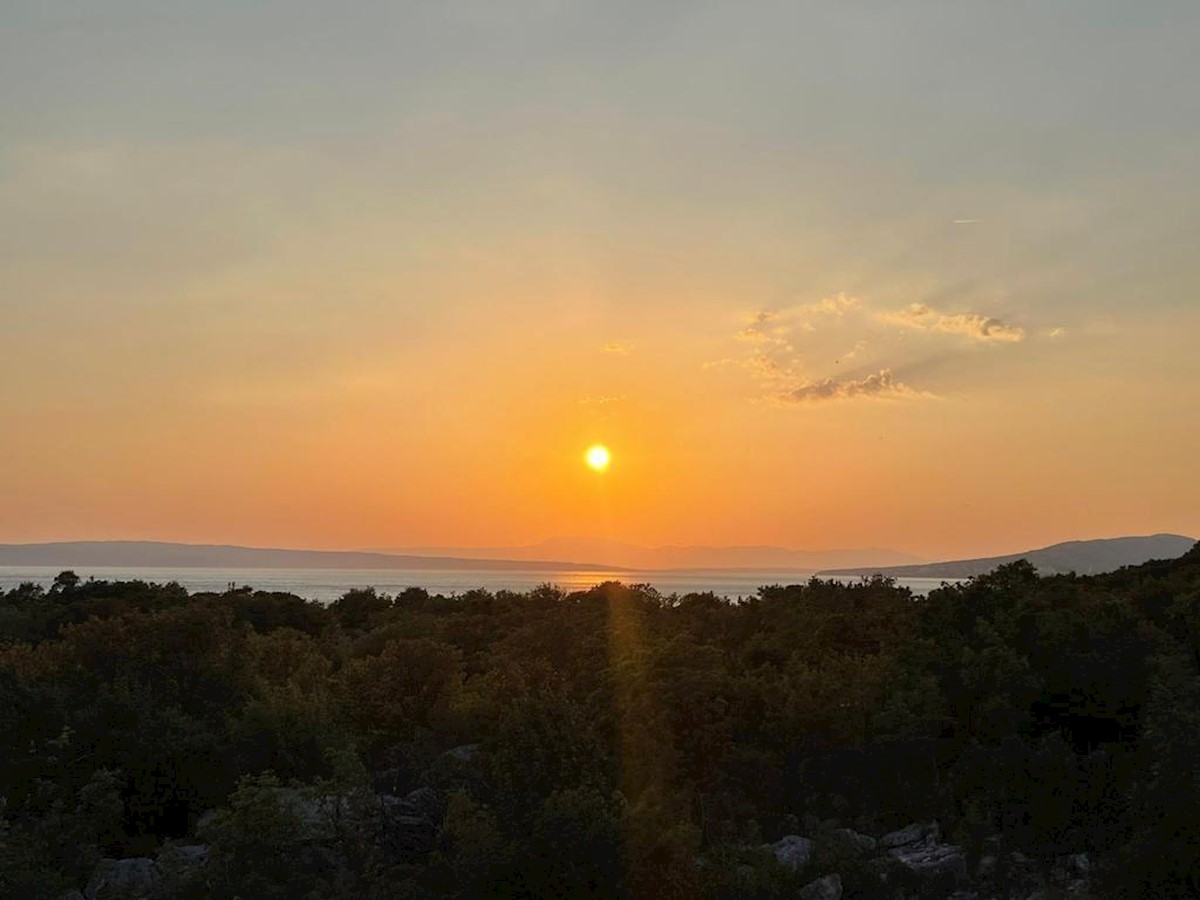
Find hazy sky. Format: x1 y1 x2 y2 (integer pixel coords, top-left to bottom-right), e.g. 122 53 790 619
3 2 1198 557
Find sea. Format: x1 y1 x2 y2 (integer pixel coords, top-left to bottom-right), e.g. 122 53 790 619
0 566 961 602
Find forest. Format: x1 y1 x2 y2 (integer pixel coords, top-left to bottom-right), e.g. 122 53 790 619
2 544 1199 899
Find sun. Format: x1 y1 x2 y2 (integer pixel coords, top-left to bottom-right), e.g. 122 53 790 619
585 444 612 472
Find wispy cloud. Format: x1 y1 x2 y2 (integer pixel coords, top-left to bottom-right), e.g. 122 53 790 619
778 369 929 405
601 340 635 355
799 293 859 316
738 310 797 347
578 395 624 405
714 293 1032 407
879 303 1025 343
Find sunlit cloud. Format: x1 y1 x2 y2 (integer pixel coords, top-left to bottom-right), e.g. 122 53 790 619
578 395 625 405
879 303 1025 343
716 293 1034 406
797 293 859 317
739 294 859 345
839 339 869 362
602 340 635 355
777 369 930 405
738 310 800 347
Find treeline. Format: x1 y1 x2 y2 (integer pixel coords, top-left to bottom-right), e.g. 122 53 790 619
1 544 1199 898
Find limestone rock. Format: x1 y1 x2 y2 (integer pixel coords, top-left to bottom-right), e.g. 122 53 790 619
880 821 938 849
887 841 967 888
768 834 814 872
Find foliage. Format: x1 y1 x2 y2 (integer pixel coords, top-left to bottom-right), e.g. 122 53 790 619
1 546 1199 895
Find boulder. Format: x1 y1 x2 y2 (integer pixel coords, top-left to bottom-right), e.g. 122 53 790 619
372 766 404 794
767 834 814 872
156 843 209 870
829 827 877 856
999 851 1046 899
975 854 998 880
264 786 378 843
888 842 967 891
880 821 939 849
799 873 843 900
379 786 442 861
84 858 160 899
195 808 218 834
1050 852 1092 896
441 744 481 765
425 743 486 792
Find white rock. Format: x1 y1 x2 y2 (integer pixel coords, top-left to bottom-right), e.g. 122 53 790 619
879 822 929 848
768 834 814 872
888 842 967 885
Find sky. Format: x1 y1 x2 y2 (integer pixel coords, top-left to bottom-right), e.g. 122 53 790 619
2 1 1198 559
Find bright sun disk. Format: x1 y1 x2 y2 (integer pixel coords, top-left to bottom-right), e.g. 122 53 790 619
585 444 611 472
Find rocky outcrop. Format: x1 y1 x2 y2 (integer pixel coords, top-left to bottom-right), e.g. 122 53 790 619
424 743 486 793
887 840 968 888
828 827 877 856
84 858 159 899
799 872 843 900
880 821 939 849
155 843 209 871
379 786 442 862
767 834 814 872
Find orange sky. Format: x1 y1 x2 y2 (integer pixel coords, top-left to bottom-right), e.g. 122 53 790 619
3 4 1198 559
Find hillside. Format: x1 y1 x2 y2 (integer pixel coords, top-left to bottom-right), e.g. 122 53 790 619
0 541 628 573
818 533 1196 578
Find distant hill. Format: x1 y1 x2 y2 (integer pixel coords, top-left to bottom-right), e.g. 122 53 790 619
0 541 630 573
817 534 1197 579
382 537 924 572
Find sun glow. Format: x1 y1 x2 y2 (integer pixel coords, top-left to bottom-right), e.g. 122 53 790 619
585 444 612 472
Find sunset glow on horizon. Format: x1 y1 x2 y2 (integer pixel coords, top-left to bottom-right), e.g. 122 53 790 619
2 3 1198 561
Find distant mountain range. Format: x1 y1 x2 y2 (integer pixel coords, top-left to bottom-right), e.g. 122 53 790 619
379 538 924 572
3 535 1192 579
0 539 918 574
0 541 629 573
817 534 1197 578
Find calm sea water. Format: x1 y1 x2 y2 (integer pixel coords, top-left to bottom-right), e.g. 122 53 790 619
0 566 960 601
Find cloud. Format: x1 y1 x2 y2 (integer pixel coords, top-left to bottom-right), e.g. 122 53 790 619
839 339 869 362
738 294 859 345
778 369 928 405
798 293 859 317
601 340 634 355
880 303 1025 343
1048 326 1067 338
578 395 624 405
738 311 798 347
714 292 1033 407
